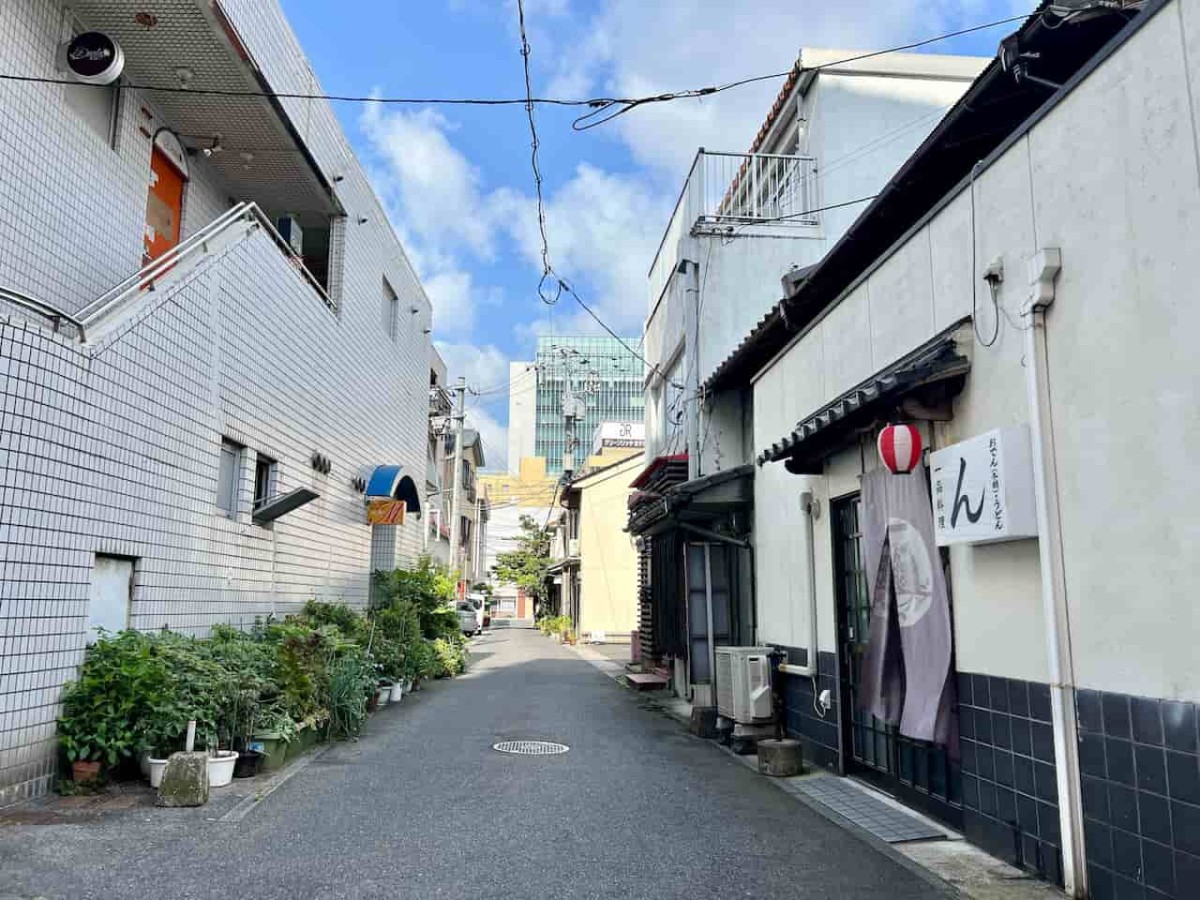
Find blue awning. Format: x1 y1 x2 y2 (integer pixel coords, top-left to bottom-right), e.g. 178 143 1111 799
365 465 421 515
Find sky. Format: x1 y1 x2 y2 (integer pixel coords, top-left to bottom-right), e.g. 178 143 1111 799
282 0 1029 470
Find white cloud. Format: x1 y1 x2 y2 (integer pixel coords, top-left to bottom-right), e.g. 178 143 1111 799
423 270 477 336
496 163 668 334
550 0 998 174
360 105 496 258
435 340 512 470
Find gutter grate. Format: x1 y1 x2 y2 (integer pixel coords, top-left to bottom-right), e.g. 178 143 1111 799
493 740 569 756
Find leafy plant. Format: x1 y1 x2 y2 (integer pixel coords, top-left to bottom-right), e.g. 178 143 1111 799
58 631 158 765
326 653 374 739
431 637 467 678
492 516 553 614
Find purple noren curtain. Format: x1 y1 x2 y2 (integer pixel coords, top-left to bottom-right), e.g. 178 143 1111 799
859 468 957 749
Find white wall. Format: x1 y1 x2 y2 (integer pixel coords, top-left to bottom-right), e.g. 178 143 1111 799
753 0 1200 701
506 361 537 475
645 57 984 478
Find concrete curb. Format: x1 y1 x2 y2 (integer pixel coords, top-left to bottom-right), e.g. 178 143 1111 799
218 744 332 824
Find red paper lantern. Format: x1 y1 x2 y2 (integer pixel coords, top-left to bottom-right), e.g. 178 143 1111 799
877 424 923 474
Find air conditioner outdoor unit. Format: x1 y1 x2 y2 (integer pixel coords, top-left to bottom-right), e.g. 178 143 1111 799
715 646 773 725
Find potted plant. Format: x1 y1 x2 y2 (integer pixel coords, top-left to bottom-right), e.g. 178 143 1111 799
249 704 296 774
208 749 238 787
375 681 392 708
58 631 161 786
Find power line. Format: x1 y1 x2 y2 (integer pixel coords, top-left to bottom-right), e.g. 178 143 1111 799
0 71 604 108
1 9 1037 131
516 0 558 307
570 12 1035 131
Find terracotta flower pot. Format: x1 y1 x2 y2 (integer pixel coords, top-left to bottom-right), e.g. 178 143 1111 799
71 760 101 784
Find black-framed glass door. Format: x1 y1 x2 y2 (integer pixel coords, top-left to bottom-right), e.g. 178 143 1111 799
832 494 962 828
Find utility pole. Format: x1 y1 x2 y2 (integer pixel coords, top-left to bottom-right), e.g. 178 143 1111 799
560 350 585 480
448 376 466 588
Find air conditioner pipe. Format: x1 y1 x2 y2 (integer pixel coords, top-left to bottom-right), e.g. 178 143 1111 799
778 490 820 677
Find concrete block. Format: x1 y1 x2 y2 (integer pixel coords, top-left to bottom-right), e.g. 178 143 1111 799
757 738 803 777
156 752 209 807
689 705 719 739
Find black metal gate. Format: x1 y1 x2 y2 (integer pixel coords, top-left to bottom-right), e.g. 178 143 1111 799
832 494 962 828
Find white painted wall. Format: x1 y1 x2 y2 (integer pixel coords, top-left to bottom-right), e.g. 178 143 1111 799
644 52 985 478
506 361 537 475
753 0 1200 701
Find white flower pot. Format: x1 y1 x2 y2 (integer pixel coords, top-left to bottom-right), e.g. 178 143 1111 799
148 756 168 788
375 686 390 707
207 750 238 788
390 682 404 702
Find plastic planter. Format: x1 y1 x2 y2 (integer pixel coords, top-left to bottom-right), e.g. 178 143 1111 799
249 734 289 773
233 749 264 779
208 750 238 787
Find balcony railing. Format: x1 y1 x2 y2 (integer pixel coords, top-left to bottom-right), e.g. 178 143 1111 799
429 385 452 417
648 150 818 309
698 151 818 230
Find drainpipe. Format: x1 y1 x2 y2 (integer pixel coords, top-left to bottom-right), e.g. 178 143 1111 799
1022 248 1086 898
778 490 820 677
684 259 701 480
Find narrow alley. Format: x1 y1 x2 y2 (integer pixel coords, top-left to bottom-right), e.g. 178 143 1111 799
0 628 944 899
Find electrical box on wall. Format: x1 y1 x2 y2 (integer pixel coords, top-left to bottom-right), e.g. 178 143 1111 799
929 425 1038 546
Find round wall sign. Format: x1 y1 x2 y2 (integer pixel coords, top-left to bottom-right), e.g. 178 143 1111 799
65 32 125 85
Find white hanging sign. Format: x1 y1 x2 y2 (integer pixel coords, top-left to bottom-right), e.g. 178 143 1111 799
929 426 1038 546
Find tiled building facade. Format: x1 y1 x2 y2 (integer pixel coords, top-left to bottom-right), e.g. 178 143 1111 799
0 0 433 803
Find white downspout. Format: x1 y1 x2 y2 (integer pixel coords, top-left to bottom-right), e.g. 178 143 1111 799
779 490 820 677
1022 248 1086 898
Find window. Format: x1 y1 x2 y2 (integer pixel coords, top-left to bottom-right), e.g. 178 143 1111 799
254 452 277 510
217 438 243 516
382 277 398 339
461 516 473 546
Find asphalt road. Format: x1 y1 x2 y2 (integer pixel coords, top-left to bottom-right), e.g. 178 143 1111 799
0 628 940 899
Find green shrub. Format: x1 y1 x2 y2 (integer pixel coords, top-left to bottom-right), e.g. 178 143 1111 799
372 557 457 639
59 631 168 765
58 567 474 771
430 637 467 678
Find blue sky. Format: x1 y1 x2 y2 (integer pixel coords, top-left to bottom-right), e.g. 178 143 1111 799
282 0 1027 467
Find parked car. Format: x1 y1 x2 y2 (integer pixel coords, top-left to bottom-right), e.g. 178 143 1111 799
466 593 487 631
457 601 481 636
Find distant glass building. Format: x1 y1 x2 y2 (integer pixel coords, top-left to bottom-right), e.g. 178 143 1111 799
530 336 644 476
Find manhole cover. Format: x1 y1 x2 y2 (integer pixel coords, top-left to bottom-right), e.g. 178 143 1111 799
492 740 569 756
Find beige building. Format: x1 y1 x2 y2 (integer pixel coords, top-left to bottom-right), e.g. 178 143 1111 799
559 447 643 643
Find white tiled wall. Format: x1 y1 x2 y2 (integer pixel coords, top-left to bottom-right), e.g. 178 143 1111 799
0 0 434 803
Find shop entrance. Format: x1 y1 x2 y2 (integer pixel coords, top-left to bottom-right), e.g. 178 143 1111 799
832 493 962 828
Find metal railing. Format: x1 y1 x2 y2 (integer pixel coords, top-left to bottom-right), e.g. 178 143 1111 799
0 285 87 341
429 385 452 417
698 150 818 229
76 201 335 334
648 149 819 311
